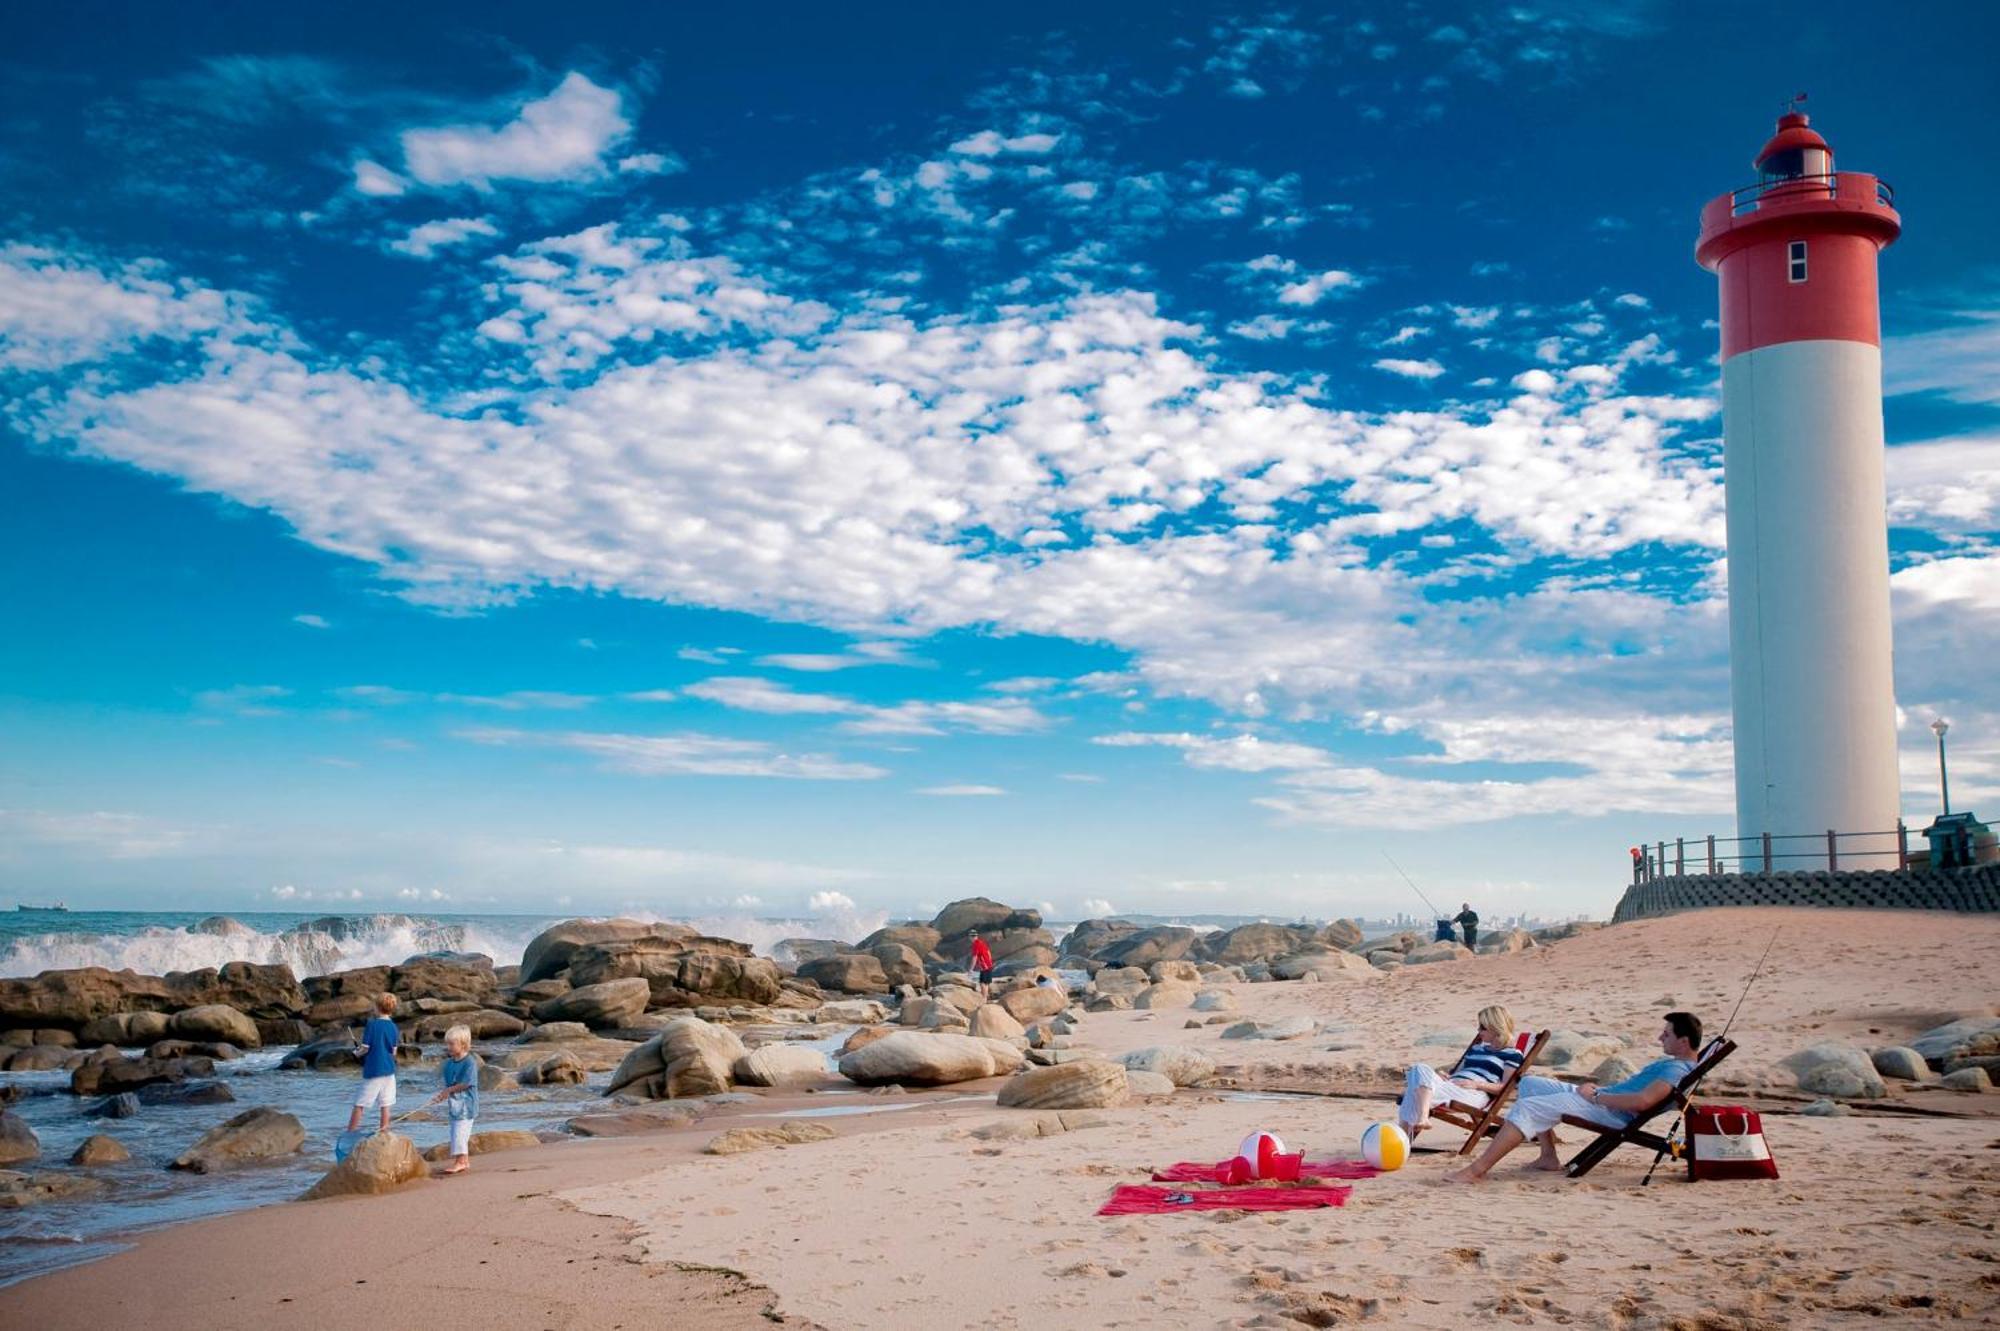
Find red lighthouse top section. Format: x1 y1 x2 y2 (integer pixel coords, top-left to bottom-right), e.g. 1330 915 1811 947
1696 111 1901 360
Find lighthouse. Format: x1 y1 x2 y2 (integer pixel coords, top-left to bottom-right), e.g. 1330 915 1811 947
1696 106 1903 851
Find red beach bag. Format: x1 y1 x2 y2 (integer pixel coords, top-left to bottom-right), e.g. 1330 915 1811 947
1686 1105 1778 1181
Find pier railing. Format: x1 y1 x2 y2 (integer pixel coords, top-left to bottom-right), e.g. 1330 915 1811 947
1629 823 1918 883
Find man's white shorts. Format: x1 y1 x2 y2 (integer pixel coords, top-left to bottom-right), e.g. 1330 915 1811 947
354 1074 397 1110
448 1119 473 1156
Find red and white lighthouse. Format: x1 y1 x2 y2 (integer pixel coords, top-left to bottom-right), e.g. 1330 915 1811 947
1696 108 1903 849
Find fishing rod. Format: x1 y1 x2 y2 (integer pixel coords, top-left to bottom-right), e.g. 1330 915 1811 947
1640 924 1780 1186
1380 850 1445 922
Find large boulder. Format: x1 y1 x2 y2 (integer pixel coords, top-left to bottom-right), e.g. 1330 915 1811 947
531 978 651 1029
514 1051 587 1086
71 1134 131 1166
1095 927 1199 970
731 1045 832 1088
997 1060 1129 1110
389 956 497 1005
303 966 392 1004
171 1107 305 1173
1872 1046 1932 1081
421 1129 541 1162
167 1005 262 1049
870 944 929 990
704 1121 837 1155
1538 1031 1628 1071
772 938 849 966
71 1050 215 1097
519 919 696 985
606 1017 746 1099
0 968 172 1028
1196 923 1316 966
1317 919 1364 950
1091 966 1150 998
0 1170 107 1209
797 954 890 995
1058 918 1140 959
999 986 1067 1023
300 1131 426 1199
1120 1046 1216 1087
837 1031 1014 1086
1908 1018 2000 1070
1403 941 1475 965
856 924 943 959
1133 981 1196 1010
414 1009 525 1042
1476 928 1538 955
170 962 308 1020
0 1111 38 1166
967 1005 1027 1043
567 937 782 1009
1270 949 1375 981
929 898 1026 939
1783 1043 1886 1099
1147 960 1203 985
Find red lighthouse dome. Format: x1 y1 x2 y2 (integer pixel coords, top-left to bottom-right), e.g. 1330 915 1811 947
1753 111 1832 178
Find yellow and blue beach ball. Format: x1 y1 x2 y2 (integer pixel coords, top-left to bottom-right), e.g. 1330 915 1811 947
1361 1122 1408 1171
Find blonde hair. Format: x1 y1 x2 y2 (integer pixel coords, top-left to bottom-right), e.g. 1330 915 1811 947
374 992 398 1015
1475 1005 1516 1045
443 1024 472 1051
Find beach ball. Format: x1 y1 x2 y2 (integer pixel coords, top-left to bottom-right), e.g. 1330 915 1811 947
1235 1129 1288 1179
1361 1122 1408 1171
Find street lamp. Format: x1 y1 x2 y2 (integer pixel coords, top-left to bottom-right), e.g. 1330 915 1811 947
1931 718 1951 815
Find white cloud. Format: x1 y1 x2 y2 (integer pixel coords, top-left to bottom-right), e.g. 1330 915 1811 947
1374 357 1445 379
388 217 499 259
1886 313 2000 405
0 243 244 370
1276 270 1358 306
914 784 1006 796
292 613 330 629
0 808 201 860
194 684 291 717
351 159 407 196
1079 897 1115 917
686 676 1047 737
399 73 634 190
457 726 888 780
808 890 857 912
949 130 1061 156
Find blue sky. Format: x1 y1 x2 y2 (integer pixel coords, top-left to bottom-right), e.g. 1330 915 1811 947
4 2 1998 923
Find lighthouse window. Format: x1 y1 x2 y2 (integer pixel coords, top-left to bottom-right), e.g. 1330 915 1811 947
1788 240 1808 283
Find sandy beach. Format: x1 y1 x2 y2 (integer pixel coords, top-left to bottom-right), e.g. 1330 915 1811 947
5 907 1996 1329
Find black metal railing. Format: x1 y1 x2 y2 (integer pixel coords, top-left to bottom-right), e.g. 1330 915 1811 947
1725 171 1895 217
1628 823 1918 883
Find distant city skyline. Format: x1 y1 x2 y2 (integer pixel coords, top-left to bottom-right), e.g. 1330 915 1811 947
3 3 1998 921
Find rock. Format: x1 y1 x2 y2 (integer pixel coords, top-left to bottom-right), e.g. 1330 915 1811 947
1476 928 1538 955
817 998 890 1024
1094 926 1198 969
70 1134 130 1166
1191 990 1236 1012
1945 1054 2000 1077
137 1080 235 1107
1588 1054 1641 1085
165 1005 262 1049
566 1103 703 1137
519 918 695 985
281 1028 362 1071
1000 986 1067 1023
531 978 652 1029
837 1031 1013 1086
606 1017 746 1099
1539 1031 1629 1071
1908 1017 2000 1069
1249 1015 1316 1041
86 1092 140 1119
1132 982 1195 1010
125 1011 171 1043
703 1121 836 1155
509 979 571 1006
517 1022 594 1044
4 1046 74 1071
1146 960 1203 985
145 1039 243 1062
0 1170 107 1209
997 1060 1129 1110
731 1045 832 1088
1941 1067 1992 1092
389 956 497 1005
856 925 943 959
1120 1046 1215 1087
1402 941 1475 965
514 1050 586 1086
929 898 1025 939
300 1131 426 1199
304 996 377 1027
258 1018 314 1047
478 1063 511 1091
840 1026 897 1056
71 1051 215 1097
1057 918 1141 958
77 1014 132 1046
932 986 984 1016
869 944 929 990
414 1009 524 1042
1782 1043 1886 1099
1195 923 1315 966
1125 1070 1176 1097
1091 967 1150 998
1270 949 1374 980
421 1129 541 1161
1871 1046 1932 1081
171 1107 306 1173
0 1111 38 1166
1317 919 1364 950
773 937 849 965
568 937 783 1009
797 954 890 995
967 1005 1027 1043
1800 1098 1850 1117
1085 993 1132 1012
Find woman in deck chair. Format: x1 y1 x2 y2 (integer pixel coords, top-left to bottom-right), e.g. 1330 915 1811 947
1397 1005 1523 1140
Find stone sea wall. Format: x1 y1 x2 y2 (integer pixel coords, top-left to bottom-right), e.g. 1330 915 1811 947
1613 867 2000 921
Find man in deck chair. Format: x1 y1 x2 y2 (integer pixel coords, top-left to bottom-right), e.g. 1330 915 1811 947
1445 1011 1701 1183
1397 1005 1523 1141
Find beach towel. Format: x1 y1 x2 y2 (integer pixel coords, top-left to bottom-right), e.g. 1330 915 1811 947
1152 1158 1380 1184
1097 1184 1353 1216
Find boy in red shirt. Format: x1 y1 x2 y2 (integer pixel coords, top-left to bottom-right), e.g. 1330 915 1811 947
969 931 995 999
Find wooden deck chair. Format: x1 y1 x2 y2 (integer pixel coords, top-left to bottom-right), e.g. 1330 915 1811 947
1559 1038 1738 1179
1429 1028 1551 1155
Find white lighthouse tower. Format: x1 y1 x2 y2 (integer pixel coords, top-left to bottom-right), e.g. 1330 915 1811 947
1697 106 1903 851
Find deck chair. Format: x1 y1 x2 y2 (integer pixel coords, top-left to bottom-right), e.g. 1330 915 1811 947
1560 1038 1738 1179
1428 1028 1551 1156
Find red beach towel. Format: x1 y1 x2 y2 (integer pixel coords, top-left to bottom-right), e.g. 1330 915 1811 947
1152 1159 1380 1184
1097 1184 1352 1216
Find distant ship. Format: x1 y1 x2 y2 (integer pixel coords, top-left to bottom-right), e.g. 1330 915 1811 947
15 902 68 912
